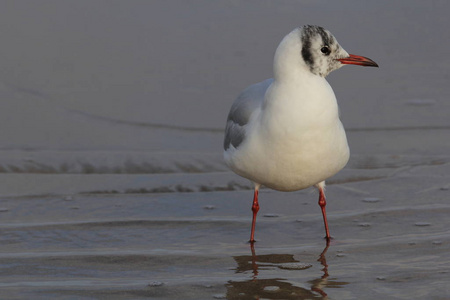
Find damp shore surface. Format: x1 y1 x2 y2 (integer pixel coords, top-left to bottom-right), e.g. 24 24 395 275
0 1 449 299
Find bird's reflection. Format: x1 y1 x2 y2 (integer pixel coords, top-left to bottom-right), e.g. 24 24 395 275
226 241 348 299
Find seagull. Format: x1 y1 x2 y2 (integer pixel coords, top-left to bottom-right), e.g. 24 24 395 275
223 25 378 243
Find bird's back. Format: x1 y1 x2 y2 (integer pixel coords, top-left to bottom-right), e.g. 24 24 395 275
223 78 273 151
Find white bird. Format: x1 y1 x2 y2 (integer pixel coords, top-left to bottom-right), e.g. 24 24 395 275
223 25 378 243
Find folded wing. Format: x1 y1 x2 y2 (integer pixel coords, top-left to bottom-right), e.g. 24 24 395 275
224 78 273 150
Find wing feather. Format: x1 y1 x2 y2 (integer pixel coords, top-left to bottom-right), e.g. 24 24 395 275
224 78 273 150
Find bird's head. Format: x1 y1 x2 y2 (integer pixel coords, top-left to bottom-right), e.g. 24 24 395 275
274 25 378 79
300 25 378 77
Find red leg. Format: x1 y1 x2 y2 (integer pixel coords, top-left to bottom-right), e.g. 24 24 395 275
249 187 260 243
318 186 331 240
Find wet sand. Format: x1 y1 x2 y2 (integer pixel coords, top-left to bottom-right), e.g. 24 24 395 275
0 1 449 299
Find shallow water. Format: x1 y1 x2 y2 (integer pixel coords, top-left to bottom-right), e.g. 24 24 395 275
0 1 450 299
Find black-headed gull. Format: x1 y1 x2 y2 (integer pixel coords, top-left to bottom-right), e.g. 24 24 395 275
223 25 378 243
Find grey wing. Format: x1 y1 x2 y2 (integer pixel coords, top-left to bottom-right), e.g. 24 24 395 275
224 78 273 150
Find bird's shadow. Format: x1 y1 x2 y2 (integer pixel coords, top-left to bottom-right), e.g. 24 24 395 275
225 240 348 299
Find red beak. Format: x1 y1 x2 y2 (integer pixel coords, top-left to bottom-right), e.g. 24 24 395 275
337 54 379 67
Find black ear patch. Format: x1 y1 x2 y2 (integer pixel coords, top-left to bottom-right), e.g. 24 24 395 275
301 38 313 69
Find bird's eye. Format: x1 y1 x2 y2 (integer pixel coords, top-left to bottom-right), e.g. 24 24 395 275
321 46 330 55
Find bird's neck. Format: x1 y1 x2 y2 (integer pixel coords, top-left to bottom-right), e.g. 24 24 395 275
265 75 336 114
263 72 338 130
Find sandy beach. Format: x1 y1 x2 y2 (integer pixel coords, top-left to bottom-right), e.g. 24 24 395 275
0 1 449 299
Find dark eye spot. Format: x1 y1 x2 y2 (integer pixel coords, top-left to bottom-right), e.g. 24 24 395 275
321 46 330 55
